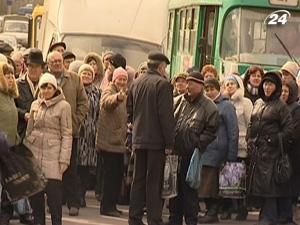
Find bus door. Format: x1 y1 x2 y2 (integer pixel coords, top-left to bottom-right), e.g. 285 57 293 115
198 6 218 68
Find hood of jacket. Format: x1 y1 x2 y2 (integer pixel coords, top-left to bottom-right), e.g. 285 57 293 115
0 62 18 98
227 74 245 102
258 71 282 102
285 79 298 105
84 52 104 76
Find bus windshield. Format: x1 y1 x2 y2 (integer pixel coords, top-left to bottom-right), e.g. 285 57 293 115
221 7 300 66
63 35 160 68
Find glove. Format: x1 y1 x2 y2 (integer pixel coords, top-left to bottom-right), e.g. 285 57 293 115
59 163 69 174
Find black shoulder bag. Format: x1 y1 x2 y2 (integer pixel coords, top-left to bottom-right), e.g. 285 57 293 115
273 133 292 184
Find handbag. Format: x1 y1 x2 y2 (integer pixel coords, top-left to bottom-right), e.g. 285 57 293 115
273 133 292 184
185 148 202 189
161 155 178 199
219 161 246 199
0 144 47 204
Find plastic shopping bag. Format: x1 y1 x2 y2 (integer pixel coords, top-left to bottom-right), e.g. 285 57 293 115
161 155 178 199
185 148 202 189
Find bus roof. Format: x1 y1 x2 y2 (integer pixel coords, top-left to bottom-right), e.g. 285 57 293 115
44 0 169 46
168 0 222 9
168 0 300 9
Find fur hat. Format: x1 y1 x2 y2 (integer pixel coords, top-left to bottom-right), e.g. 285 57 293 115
112 67 128 82
78 64 95 80
39 73 58 89
110 53 126 69
84 52 104 76
69 60 83 74
281 61 299 79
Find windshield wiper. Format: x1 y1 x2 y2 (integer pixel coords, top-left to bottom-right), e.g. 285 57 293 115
274 32 300 67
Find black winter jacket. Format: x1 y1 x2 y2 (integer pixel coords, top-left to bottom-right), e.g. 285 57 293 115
127 70 175 150
173 93 219 157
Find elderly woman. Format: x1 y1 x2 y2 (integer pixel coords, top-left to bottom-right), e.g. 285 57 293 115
84 52 104 88
24 73 72 225
97 67 128 217
77 64 101 207
247 71 293 225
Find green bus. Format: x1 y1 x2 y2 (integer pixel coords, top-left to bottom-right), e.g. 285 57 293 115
166 0 300 78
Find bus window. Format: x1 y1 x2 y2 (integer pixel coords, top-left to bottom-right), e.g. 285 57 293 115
184 8 191 53
167 11 175 50
221 9 239 59
221 7 300 66
189 7 198 55
178 9 186 52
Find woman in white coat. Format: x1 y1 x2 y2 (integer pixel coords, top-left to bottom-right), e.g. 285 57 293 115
24 73 72 225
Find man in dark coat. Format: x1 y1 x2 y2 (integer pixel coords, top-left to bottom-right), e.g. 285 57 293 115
15 48 44 140
127 52 175 225
0 131 9 154
166 72 219 225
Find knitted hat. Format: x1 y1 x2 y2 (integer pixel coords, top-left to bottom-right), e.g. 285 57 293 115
186 71 204 84
204 78 220 91
39 73 58 89
112 67 128 82
78 64 95 79
281 61 299 79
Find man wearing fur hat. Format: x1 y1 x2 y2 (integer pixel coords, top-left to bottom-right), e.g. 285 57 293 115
47 51 88 216
167 72 219 225
127 52 175 225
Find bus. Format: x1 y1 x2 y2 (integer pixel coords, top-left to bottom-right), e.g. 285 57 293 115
33 0 169 68
29 4 44 48
166 0 300 78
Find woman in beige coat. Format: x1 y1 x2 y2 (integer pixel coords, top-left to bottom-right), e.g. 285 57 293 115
24 73 72 225
97 67 128 217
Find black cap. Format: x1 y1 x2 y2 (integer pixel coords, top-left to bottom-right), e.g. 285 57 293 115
27 48 44 65
0 42 14 55
63 51 76 60
110 53 126 69
186 71 204 84
49 42 66 52
148 52 170 65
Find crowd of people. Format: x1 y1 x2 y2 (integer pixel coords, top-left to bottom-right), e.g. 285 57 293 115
0 40 300 225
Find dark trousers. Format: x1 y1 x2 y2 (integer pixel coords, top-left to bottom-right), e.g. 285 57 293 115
30 179 62 225
168 157 199 225
95 152 104 198
129 149 165 225
277 197 293 223
78 166 93 199
100 151 124 212
63 138 81 209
